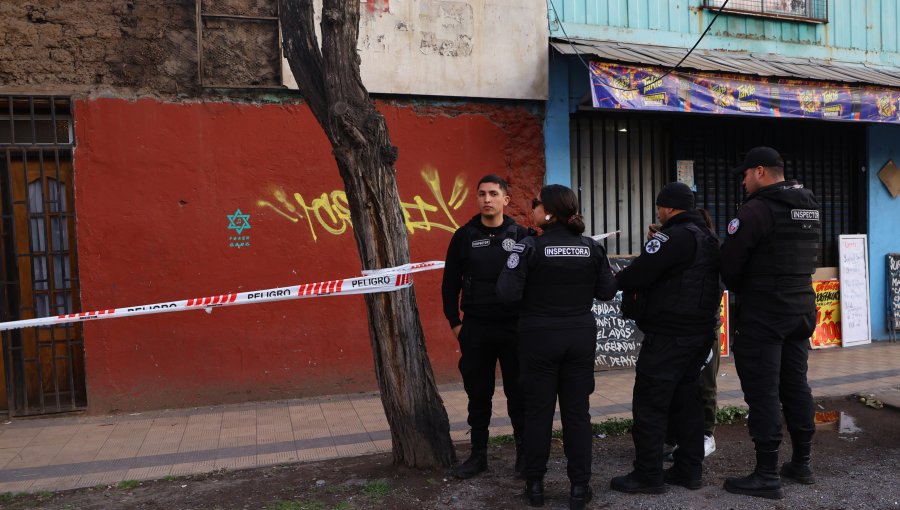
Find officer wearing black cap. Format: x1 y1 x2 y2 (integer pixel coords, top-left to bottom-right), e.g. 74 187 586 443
497 184 617 509
610 182 721 495
721 147 821 500
442 174 530 479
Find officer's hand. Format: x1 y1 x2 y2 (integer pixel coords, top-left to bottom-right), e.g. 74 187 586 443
646 224 661 241
452 324 462 338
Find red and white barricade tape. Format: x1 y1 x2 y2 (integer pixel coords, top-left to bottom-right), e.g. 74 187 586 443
0 261 444 332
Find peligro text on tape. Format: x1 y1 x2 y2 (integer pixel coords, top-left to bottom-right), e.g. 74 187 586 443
0 261 444 332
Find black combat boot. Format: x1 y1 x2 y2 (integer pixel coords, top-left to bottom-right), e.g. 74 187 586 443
724 449 785 499
663 466 702 490
569 484 593 510
453 448 487 479
514 430 525 479
610 471 666 494
780 441 815 484
525 480 544 507
453 429 488 479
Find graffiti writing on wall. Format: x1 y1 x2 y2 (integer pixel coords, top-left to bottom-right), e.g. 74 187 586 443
256 167 469 241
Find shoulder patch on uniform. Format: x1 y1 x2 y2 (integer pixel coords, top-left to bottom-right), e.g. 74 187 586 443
652 231 669 242
510 243 525 253
727 218 740 235
502 238 517 252
471 239 490 248
645 239 661 254
506 253 520 269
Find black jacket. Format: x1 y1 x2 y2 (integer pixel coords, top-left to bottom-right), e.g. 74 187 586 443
720 180 820 314
496 222 617 331
616 210 722 336
442 214 530 327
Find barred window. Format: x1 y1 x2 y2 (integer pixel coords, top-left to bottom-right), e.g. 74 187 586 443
705 0 827 22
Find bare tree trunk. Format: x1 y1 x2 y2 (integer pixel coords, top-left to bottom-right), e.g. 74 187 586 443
277 0 456 468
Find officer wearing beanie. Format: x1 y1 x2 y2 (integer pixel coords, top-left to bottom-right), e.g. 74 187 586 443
721 147 821 500
442 174 530 479
610 182 721 495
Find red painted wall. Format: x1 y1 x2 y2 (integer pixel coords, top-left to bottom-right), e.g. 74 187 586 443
73 97 544 412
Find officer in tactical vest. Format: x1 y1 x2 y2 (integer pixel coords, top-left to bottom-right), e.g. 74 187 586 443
497 184 617 509
610 182 721 495
441 174 530 479
721 147 821 500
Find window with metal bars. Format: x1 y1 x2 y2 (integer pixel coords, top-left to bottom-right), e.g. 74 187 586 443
1 96 85 416
705 0 827 22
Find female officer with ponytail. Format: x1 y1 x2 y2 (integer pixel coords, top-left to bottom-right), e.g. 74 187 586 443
497 184 617 509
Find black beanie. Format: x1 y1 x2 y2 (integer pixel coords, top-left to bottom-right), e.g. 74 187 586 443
655 182 695 210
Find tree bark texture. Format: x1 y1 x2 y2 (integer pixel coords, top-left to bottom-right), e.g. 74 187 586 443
277 0 457 468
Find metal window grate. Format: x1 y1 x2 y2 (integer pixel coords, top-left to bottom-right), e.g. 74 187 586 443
571 111 866 266
571 115 670 255
1 95 85 417
706 0 827 22
197 0 283 89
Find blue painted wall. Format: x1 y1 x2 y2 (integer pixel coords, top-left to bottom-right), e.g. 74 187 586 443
547 0 900 67
867 124 900 340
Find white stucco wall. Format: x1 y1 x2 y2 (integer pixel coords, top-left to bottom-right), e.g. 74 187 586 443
282 0 548 100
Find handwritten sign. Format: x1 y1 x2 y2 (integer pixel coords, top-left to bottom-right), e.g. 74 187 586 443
838 235 871 346
810 280 842 349
888 254 900 331
593 256 642 370
592 293 643 370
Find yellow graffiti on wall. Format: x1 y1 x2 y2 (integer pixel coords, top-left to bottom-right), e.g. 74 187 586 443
256 167 469 241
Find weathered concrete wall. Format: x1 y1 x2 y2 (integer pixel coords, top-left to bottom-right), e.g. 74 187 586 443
1 1 548 99
73 97 544 412
283 0 549 100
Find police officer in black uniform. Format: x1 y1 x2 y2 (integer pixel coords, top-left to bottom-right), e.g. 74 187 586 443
721 147 821 500
610 182 721 495
497 184 617 509
442 174 530 479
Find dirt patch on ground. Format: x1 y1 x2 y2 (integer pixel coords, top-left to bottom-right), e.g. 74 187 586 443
3 395 898 510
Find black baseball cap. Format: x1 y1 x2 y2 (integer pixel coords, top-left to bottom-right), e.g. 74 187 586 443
732 146 784 176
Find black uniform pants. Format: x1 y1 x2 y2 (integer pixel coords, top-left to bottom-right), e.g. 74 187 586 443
666 341 719 444
632 332 713 483
732 310 816 450
518 326 596 484
457 317 523 448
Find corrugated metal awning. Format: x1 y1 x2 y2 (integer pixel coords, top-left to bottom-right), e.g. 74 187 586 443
551 38 900 88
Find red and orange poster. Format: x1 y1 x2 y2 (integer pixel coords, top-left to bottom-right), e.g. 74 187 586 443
719 291 730 357
810 280 841 349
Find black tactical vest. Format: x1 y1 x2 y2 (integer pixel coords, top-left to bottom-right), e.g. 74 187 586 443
520 233 600 318
744 191 821 277
461 223 521 307
631 223 721 323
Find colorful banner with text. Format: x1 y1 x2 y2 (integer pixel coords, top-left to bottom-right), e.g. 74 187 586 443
590 62 900 123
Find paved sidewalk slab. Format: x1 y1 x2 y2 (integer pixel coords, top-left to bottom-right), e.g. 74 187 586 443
0 341 897 494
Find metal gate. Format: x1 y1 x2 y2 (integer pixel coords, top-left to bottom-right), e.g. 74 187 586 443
571 114 670 255
571 111 867 266
0 96 86 416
